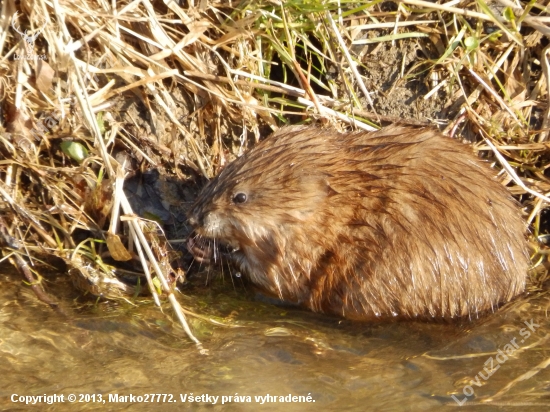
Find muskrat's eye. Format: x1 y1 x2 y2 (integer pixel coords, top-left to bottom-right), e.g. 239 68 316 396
233 192 247 204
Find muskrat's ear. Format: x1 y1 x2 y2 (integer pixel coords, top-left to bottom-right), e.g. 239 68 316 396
297 175 331 196
299 176 337 196
284 175 331 221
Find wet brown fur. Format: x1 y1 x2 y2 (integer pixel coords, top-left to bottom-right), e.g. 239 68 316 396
188 125 528 320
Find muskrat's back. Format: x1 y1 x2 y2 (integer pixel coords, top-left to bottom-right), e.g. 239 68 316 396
188 125 528 320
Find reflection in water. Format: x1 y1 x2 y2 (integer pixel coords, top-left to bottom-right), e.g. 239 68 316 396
0 266 548 411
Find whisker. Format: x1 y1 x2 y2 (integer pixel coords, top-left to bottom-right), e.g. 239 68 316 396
213 238 218 263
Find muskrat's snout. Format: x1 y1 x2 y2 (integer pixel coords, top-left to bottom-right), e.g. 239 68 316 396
187 205 204 228
186 203 229 264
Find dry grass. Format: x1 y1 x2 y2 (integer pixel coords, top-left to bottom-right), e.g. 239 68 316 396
0 0 549 348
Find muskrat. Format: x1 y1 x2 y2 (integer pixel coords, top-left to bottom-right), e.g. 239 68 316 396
187 125 528 320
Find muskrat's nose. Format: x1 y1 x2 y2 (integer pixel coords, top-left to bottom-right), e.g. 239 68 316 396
188 210 209 228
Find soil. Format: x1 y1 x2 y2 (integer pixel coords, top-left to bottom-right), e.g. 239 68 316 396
360 40 451 122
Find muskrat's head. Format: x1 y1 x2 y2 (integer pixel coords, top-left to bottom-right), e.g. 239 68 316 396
186 127 331 273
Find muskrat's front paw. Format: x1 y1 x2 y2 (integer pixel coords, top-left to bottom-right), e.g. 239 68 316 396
187 236 213 264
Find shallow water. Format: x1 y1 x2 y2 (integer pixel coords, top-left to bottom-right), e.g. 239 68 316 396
1 267 549 411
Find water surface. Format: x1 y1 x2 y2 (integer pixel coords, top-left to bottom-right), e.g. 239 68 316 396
1 267 548 411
